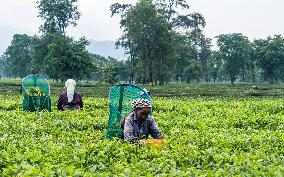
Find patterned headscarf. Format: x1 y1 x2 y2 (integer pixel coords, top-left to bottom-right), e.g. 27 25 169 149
131 98 151 110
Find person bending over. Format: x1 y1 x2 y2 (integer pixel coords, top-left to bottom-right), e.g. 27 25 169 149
123 99 163 141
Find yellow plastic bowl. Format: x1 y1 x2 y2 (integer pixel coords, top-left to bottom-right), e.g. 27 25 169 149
143 139 165 148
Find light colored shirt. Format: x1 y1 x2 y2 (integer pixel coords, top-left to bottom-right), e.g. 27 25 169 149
124 112 163 141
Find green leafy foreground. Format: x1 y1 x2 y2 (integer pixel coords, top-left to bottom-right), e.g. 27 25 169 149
0 96 283 176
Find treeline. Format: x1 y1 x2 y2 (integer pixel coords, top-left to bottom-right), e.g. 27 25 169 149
0 33 123 83
0 0 283 85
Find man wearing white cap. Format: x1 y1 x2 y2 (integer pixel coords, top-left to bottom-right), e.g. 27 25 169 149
57 79 83 110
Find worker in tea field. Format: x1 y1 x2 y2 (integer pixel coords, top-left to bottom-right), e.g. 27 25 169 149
57 79 83 110
122 98 163 141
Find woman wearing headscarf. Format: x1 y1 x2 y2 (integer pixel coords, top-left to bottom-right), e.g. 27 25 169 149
57 79 83 110
122 98 163 141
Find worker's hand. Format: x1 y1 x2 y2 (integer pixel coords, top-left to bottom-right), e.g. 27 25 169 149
138 139 144 145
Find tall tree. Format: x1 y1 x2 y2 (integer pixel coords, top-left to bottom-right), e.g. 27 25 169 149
4 34 32 78
216 33 251 85
37 0 80 35
173 33 195 82
112 0 206 85
115 34 137 83
254 35 284 82
197 35 212 81
30 34 55 74
156 0 206 83
45 36 93 81
183 59 202 83
208 51 223 82
156 0 205 29
111 3 136 82
0 54 10 78
245 43 258 82
112 0 174 84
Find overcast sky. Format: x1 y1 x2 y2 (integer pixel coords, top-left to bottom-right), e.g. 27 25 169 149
0 0 283 54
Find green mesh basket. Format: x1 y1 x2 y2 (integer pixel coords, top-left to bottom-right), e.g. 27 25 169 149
22 75 51 112
106 84 151 139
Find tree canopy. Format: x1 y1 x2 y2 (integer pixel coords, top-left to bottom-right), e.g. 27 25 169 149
0 0 283 84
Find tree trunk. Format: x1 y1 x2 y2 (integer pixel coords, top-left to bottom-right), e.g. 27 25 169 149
159 77 164 86
230 77 235 86
149 59 153 84
205 73 209 82
187 77 191 83
131 74 134 84
274 74 278 83
252 74 255 83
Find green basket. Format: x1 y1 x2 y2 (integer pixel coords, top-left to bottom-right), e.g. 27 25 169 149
23 95 51 112
106 84 151 139
22 75 51 112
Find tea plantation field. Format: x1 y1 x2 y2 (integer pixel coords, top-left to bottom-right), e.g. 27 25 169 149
0 81 283 176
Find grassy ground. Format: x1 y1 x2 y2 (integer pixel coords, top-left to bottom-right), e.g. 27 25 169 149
0 79 283 176
0 78 283 98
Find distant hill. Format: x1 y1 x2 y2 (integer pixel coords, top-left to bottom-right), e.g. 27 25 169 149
86 39 127 60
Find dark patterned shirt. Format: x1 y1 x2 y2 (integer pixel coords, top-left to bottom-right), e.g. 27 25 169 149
57 92 83 110
124 112 163 141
